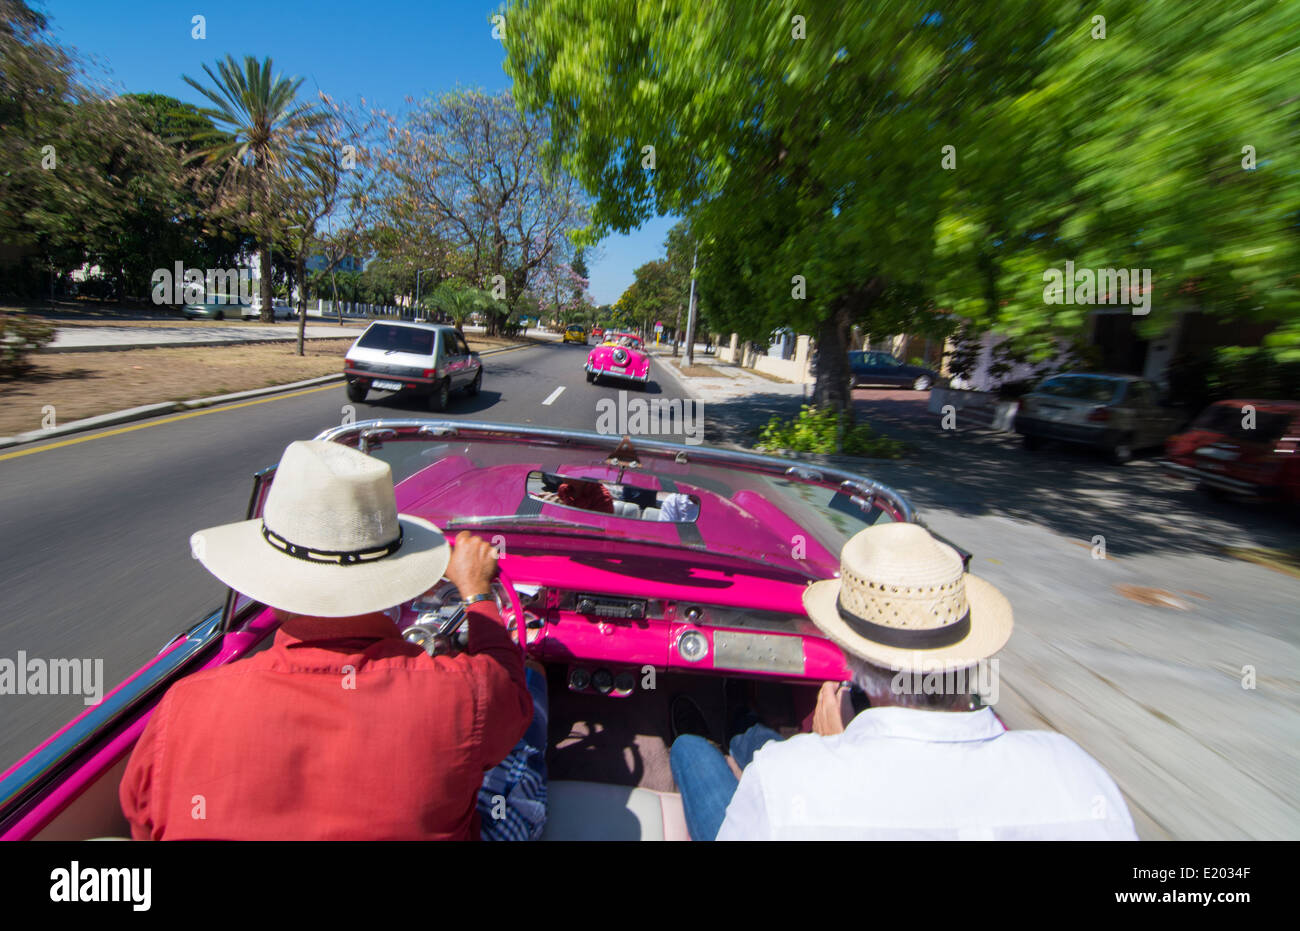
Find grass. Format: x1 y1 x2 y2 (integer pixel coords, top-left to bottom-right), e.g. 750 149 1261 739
0 333 514 436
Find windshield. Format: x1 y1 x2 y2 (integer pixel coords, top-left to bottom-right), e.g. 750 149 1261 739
340 428 904 578
358 324 437 355
1036 375 1123 403
1195 404 1292 443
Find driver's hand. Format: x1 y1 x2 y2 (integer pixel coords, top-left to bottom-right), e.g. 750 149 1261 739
812 681 851 736
445 531 498 601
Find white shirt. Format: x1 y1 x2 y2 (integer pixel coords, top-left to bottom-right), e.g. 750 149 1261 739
716 706 1137 840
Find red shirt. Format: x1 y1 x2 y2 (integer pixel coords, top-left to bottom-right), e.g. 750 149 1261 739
119 603 531 840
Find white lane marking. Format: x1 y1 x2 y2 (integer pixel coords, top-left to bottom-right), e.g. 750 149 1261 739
541 386 566 406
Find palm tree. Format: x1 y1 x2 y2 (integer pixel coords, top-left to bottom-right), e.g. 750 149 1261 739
183 55 327 321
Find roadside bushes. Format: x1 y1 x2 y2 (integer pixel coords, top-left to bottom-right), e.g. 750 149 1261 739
756 404 905 458
0 312 55 378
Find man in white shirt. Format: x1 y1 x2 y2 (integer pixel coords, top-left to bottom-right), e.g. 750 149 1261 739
670 522 1138 841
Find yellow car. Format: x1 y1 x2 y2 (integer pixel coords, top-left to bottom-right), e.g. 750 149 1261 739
563 325 588 344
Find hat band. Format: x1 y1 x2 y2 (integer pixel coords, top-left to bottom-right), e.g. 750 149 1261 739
262 523 404 566
836 596 971 649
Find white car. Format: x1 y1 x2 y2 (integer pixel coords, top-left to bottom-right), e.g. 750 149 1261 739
343 321 482 411
241 299 297 321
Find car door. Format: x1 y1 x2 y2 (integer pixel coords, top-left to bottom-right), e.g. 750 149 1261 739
454 331 477 385
438 331 461 388
881 354 910 387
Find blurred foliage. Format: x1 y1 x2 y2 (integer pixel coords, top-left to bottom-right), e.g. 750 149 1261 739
0 310 55 377
757 404 906 457
504 0 1300 409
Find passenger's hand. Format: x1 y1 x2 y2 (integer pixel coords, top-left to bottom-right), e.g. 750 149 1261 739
812 681 850 736
445 531 498 601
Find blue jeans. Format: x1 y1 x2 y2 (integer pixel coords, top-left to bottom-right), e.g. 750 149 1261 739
478 666 548 840
670 724 782 841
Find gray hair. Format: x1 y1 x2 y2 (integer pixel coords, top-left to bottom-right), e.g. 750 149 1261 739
845 653 980 712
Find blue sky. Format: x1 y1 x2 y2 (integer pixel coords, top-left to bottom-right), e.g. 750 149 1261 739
40 0 673 304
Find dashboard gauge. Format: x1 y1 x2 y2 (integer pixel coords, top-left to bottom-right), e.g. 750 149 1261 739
677 629 709 663
613 670 635 694
568 667 591 691
592 668 614 694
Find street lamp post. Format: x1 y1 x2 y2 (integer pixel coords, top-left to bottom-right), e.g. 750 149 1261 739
414 266 437 321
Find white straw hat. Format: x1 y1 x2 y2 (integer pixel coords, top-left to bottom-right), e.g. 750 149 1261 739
191 441 450 617
802 523 1013 672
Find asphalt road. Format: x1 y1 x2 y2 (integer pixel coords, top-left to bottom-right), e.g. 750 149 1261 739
0 338 691 772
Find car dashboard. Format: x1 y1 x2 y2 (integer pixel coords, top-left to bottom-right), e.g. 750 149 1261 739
395 575 850 698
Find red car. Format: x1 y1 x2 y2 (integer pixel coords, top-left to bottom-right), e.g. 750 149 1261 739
1161 399 1300 502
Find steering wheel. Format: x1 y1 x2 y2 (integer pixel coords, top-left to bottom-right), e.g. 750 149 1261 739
403 562 527 659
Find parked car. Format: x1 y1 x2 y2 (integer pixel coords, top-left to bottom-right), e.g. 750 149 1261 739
1015 373 1185 463
1161 399 1300 502
586 332 650 386
848 351 941 391
181 301 240 320
591 326 605 341
563 325 588 344
344 321 482 411
241 299 296 321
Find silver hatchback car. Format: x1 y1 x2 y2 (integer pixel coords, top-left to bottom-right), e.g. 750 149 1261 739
343 321 482 411
1015 373 1186 463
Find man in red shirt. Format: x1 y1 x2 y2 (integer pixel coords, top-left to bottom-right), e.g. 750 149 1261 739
119 440 532 840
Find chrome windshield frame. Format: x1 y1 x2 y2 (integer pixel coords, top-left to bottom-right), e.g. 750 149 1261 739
312 418 918 523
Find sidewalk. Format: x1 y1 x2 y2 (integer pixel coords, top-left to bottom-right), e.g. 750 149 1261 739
650 344 810 402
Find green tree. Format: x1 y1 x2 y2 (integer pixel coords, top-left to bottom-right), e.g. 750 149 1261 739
503 1 1066 418
183 55 329 321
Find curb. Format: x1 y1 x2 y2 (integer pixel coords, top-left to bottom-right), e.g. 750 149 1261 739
40 333 361 354
0 340 535 451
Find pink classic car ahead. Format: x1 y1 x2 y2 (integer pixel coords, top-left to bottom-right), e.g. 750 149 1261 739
586 331 650 387
0 419 972 841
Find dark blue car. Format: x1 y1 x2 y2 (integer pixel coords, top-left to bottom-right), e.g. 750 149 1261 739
849 351 941 390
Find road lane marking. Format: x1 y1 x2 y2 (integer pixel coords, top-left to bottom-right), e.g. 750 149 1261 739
0 384 338 463
541 386 565 406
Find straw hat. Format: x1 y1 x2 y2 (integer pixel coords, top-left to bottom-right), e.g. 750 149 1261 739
191 441 450 618
802 523 1012 672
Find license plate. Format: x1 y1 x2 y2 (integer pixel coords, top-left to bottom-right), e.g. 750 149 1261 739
610 365 626 373
372 380 403 391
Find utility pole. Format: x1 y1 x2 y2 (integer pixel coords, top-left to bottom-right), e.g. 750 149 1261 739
684 244 699 366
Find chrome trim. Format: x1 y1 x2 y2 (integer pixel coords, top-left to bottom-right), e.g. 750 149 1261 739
312 419 917 524
1158 459 1259 494
786 465 825 481
0 605 242 831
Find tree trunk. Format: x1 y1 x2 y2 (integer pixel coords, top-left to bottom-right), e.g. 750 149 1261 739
258 245 273 323
813 277 885 427
296 250 307 356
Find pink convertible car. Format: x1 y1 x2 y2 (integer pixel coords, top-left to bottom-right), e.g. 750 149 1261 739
586 331 650 386
0 420 965 841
